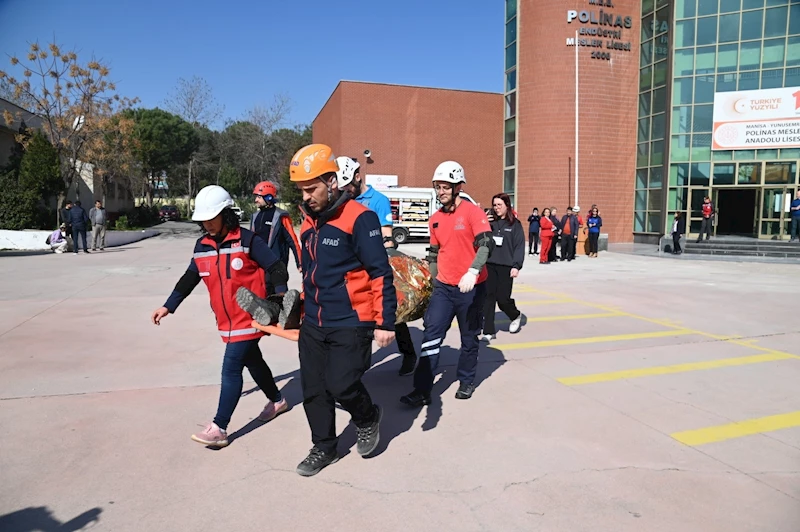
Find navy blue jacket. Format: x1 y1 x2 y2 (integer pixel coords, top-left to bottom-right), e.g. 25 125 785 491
527 214 540 233
69 205 90 229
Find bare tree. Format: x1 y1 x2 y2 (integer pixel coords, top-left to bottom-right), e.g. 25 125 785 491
163 76 223 204
245 94 291 180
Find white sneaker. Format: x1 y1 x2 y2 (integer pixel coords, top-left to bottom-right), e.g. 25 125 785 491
478 334 494 342
509 315 523 334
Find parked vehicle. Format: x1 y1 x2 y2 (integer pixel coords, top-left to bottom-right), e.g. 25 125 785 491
231 206 245 221
159 205 180 222
382 187 478 244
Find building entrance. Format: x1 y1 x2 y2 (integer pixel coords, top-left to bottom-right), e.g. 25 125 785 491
715 188 757 236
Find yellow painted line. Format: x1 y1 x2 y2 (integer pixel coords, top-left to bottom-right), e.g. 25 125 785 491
672 411 800 446
494 312 620 324
557 352 799 386
516 298 575 306
492 329 695 351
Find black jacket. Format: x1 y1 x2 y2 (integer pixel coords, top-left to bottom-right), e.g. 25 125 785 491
671 217 686 235
68 205 90 229
487 217 526 269
560 214 579 237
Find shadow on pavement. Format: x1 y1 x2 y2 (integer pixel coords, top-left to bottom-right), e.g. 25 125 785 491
0 506 102 532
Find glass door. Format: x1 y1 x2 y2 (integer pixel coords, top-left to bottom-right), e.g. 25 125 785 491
760 187 790 239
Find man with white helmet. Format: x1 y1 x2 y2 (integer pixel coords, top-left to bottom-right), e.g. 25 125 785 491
336 156 418 377
151 185 291 448
400 161 494 407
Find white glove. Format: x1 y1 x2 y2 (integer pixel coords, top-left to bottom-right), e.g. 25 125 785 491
458 268 479 293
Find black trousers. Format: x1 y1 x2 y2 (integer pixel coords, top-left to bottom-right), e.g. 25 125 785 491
482 264 521 335
562 236 577 260
548 236 559 262
698 218 712 241
298 322 377 454
71 227 87 252
672 232 682 253
528 232 539 254
394 322 417 358
588 232 599 254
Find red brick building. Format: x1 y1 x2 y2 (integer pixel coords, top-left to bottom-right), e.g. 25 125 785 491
508 0 640 242
312 81 503 208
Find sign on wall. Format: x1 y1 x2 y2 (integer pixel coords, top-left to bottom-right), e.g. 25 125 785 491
366 174 398 189
712 86 800 150
565 0 635 61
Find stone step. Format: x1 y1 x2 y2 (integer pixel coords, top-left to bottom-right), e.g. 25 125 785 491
683 247 800 259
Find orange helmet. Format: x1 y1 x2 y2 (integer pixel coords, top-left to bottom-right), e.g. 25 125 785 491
289 144 339 182
253 181 277 198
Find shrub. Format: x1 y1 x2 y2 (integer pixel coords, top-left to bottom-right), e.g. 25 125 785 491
116 215 131 230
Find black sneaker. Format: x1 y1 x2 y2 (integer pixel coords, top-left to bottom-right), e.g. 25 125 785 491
278 289 302 330
400 390 432 407
455 382 475 400
356 405 382 457
398 352 418 376
296 447 340 477
236 287 280 326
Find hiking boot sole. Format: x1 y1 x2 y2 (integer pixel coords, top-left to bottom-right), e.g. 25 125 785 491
279 289 301 329
236 287 279 326
296 455 340 477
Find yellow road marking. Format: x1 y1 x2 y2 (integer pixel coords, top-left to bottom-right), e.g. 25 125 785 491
672 411 800 446
557 352 799 386
493 312 621 325
492 329 694 351
516 299 574 306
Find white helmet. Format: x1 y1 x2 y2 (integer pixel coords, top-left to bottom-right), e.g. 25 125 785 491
432 161 466 185
335 156 361 188
192 185 234 221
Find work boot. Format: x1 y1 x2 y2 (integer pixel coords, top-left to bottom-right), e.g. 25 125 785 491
296 447 339 477
236 287 280 326
455 382 476 400
278 289 302 329
191 422 228 448
398 352 418 376
400 390 432 407
356 405 382 457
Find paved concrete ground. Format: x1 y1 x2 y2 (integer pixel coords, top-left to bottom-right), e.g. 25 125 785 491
1 225 798 531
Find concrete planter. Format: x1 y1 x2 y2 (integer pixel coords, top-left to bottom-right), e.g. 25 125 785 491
0 229 160 251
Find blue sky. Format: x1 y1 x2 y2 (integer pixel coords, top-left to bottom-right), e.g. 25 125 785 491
0 0 503 129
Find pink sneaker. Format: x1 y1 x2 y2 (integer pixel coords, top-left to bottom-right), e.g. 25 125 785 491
257 398 289 422
191 422 228 447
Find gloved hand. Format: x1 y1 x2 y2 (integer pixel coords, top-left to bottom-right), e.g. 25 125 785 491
458 268 479 293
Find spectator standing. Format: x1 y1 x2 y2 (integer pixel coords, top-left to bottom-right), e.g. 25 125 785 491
61 201 73 237
586 207 602 257
69 201 90 254
527 208 540 255
89 200 108 251
560 207 579 262
790 190 800 243
548 207 562 262
671 212 686 254
539 208 555 264
697 196 714 242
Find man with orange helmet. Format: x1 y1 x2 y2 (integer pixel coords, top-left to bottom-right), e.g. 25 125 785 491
289 143 396 477
251 181 301 293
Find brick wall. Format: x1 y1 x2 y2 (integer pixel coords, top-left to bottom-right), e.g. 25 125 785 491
313 81 504 208
516 0 640 242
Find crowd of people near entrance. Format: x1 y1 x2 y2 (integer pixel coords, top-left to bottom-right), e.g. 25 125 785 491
148 143 609 477
49 200 109 254
525 205 603 264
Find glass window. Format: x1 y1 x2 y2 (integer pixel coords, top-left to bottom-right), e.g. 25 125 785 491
787 37 800 66
677 0 697 19
506 0 517 20
791 3 800 35
640 66 654 91
634 211 646 232
766 0 789 5
670 164 690 186
719 14 740 42
692 134 713 161
505 92 517 118
506 17 517 46
673 78 694 105
505 145 515 167
780 148 800 160
765 162 797 184
697 16 718 46
741 10 764 41
655 7 670 37
647 212 663 233
643 14 655 41
504 118 516 144
717 72 738 91
764 7 789 38
653 87 667 114
672 135 692 161
638 143 650 167
676 20 696 47
639 92 652 117
635 190 647 211
761 68 784 88
641 40 653 67
691 189 710 216
655 39 670 62
713 163 736 184
657 0 670 9
504 169 515 192
669 187 689 210
637 169 649 189
743 0 764 8
638 117 651 143
698 0 719 16
694 76 715 103
762 39 786 68
714 150 733 160
720 0 741 12
717 44 738 73
651 140 665 166
693 105 714 132
740 41 762 70
691 162 711 185
672 106 692 134
739 70 760 89
505 69 516 91
652 113 666 140
675 49 695 76
650 166 664 188
738 162 760 183
735 150 757 160
757 149 779 160
649 190 664 211
696 46 716 73
642 0 655 15
786 66 800 86
654 60 668 87
505 42 517 71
